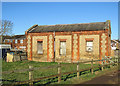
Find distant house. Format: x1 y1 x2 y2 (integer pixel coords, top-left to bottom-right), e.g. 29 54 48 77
111 40 119 57
2 35 26 51
111 40 119 49
25 20 111 63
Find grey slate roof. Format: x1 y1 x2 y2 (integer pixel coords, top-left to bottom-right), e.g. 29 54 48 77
3 35 26 40
2 35 12 39
12 35 26 39
27 20 110 33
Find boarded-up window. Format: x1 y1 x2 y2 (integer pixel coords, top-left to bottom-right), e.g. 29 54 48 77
37 41 43 54
60 41 66 55
86 41 93 52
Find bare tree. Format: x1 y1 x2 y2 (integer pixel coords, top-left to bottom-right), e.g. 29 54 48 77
0 20 13 36
0 20 13 43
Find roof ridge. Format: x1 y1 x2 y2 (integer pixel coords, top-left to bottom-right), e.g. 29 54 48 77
27 20 110 33
26 24 38 33
38 25 56 27
38 22 106 27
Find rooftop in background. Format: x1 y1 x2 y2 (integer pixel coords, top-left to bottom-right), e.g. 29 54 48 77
111 40 120 43
2 35 26 40
27 20 110 33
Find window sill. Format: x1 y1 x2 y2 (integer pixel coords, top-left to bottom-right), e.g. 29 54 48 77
86 51 93 52
38 53 43 55
59 54 66 56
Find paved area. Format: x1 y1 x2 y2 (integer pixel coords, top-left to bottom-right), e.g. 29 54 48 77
80 70 119 84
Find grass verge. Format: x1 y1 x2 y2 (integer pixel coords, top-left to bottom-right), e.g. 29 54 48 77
2 60 118 85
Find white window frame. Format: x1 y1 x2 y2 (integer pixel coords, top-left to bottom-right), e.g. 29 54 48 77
10 39 13 43
20 39 23 44
15 39 17 43
60 41 66 56
86 41 93 52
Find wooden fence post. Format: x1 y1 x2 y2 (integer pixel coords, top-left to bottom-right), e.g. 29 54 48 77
109 61 112 68
105 58 107 64
101 59 103 71
109 58 112 68
77 61 79 78
114 57 116 67
29 65 33 86
115 57 118 66
58 62 61 83
116 58 118 65
91 59 93 74
13 55 14 62
20 54 22 61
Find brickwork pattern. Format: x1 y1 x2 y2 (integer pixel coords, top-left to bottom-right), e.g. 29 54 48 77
32 36 47 61
73 34 78 60
26 30 110 62
55 35 72 62
101 33 107 57
79 35 100 60
48 35 53 61
27 35 31 58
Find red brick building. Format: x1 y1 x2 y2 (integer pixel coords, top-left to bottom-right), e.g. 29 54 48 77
2 35 27 51
26 20 111 63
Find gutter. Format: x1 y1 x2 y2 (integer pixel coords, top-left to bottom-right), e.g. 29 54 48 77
53 31 55 62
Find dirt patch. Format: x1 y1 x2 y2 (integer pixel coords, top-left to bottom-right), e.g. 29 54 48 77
80 70 119 84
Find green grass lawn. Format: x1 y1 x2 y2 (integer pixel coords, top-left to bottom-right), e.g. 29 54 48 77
2 60 111 85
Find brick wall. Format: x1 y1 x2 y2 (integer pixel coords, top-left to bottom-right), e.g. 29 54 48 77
79 35 99 60
4 38 26 51
55 35 72 62
26 29 110 63
32 36 48 62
